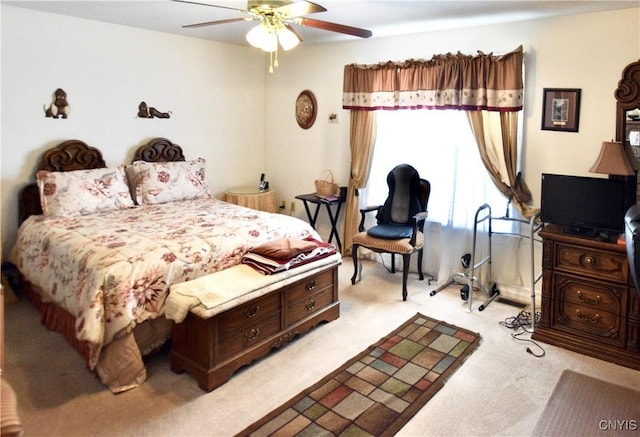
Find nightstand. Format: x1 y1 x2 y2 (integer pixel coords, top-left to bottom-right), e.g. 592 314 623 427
225 187 277 213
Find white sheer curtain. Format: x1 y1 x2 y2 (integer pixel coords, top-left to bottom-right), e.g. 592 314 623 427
362 109 525 286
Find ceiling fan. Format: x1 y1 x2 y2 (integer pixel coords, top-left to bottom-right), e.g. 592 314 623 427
173 0 372 71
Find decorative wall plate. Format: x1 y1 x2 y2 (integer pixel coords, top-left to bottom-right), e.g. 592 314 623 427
295 90 317 129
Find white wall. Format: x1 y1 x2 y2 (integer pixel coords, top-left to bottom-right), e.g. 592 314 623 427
2 5 639 264
265 8 640 241
1 5 267 258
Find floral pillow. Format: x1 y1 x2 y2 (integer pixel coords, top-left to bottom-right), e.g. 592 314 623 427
37 166 135 217
131 158 212 205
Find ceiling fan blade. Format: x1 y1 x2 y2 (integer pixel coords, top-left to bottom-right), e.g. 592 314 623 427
284 23 303 42
183 17 252 29
295 17 372 38
276 1 326 18
171 0 246 13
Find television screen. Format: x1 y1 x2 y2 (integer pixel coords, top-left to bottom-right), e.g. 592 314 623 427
540 173 635 235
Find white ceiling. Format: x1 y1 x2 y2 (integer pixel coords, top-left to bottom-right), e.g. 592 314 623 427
4 0 639 47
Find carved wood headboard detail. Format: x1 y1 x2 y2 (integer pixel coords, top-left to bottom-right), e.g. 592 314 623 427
133 137 185 163
39 140 107 172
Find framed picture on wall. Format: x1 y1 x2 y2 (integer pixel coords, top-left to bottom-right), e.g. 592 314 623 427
541 88 581 132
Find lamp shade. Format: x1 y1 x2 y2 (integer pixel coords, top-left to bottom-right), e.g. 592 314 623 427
589 141 635 176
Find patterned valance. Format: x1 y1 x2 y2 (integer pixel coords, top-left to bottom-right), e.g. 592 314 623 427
343 45 523 112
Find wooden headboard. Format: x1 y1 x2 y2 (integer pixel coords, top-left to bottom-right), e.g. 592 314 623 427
18 137 186 224
18 140 106 224
133 137 185 162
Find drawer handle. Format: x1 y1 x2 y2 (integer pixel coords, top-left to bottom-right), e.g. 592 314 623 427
306 280 316 291
582 255 596 267
576 309 600 324
576 291 601 306
244 328 260 342
244 305 260 318
305 299 316 311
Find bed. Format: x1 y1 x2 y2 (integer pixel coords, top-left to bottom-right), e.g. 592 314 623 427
5 138 340 392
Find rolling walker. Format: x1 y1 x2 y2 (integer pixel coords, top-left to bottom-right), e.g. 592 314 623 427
430 204 499 311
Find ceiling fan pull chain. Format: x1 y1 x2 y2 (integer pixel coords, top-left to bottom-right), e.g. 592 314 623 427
274 45 279 69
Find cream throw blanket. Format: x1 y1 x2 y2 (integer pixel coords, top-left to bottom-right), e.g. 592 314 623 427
165 253 342 323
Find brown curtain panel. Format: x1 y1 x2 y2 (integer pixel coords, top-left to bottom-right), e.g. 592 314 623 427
466 110 537 219
342 110 376 256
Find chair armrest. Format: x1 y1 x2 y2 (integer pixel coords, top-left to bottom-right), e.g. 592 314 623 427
360 205 382 214
413 211 428 221
358 205 382 231
409 211 428 246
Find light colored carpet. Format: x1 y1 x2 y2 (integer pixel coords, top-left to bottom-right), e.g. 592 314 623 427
532 369 640 436
3 259 640 436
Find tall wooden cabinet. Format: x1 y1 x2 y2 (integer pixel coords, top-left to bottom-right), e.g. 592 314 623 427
533 224 640 370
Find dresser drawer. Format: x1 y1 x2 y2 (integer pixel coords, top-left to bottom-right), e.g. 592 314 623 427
554 243 628 284
555 274 624 315
552 300 624 347
218 312 281 361
217 291 281 335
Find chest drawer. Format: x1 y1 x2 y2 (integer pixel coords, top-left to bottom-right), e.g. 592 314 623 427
286 268 334 303
554 243 628 284
285 285 335 326
218 292 281 335
218 312 281 361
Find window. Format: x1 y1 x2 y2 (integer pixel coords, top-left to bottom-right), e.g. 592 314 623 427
365 110 513 232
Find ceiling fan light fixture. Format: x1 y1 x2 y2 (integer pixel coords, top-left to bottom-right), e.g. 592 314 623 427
246 23 277 52
278 26 300 51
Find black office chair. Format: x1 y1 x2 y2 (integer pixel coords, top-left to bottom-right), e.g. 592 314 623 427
351 164 431 301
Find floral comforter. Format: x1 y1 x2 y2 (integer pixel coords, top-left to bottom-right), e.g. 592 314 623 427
10 197 320 370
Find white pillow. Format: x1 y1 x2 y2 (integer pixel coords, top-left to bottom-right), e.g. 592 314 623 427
131 158 212 205
37 166 134 217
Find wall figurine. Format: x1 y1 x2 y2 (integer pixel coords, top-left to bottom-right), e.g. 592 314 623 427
137 101 171 119
44 88 70 119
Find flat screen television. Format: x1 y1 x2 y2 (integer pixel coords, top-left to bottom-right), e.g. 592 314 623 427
540 173 636 236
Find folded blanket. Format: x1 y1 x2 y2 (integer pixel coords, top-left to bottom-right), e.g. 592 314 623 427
250 237 319 259
242 237 336 275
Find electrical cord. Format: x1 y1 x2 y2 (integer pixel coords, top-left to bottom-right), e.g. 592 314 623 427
499 310 546 357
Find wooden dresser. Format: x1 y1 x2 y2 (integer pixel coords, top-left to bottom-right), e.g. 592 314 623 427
533 224 640 369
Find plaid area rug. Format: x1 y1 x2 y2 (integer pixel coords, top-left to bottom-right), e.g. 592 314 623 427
237 313 481 437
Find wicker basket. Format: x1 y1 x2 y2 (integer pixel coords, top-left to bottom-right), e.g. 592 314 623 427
314 170 338 197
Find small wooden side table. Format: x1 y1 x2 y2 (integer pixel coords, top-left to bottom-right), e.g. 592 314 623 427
295 193 345 252
225 187 277 213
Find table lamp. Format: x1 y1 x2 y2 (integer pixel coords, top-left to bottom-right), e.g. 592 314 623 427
589 141 635 176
